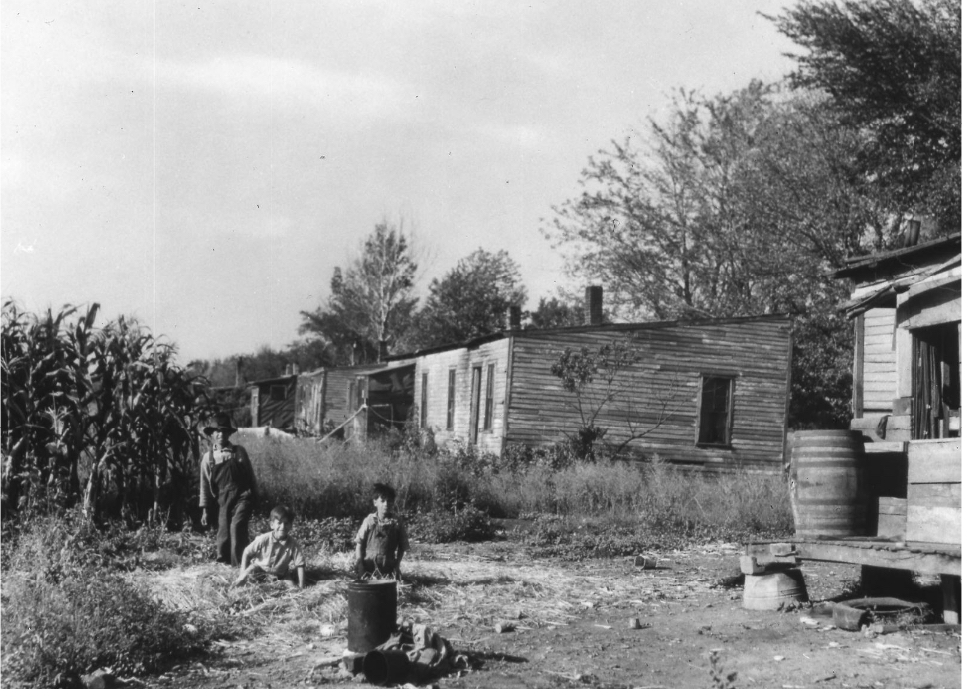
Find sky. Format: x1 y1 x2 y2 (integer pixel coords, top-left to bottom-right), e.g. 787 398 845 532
1 1 797 363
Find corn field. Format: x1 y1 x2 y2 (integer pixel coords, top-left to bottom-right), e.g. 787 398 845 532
1 300 210 524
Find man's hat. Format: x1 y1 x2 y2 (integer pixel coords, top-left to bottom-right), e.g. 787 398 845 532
203 412 238 436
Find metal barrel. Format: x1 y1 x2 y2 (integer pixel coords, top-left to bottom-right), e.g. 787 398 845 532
792 430 868 538
743 569 809 610
346 579 397 653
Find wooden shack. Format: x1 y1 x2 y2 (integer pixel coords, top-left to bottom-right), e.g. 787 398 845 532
835 232 960 546
248 374 297 430
293 361 416 439
405 308 792 470
745 233 960 624
839 232 960 441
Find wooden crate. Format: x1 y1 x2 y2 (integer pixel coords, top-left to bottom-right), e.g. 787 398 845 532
876 497 906 540
906 439 961 545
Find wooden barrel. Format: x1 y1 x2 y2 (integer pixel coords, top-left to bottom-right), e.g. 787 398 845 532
791 430 867 538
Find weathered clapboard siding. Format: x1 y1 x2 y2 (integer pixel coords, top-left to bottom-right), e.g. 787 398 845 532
504 316 792 468
414 339 511 454
294 369 326 435
322 364 385 431
862 307 897 412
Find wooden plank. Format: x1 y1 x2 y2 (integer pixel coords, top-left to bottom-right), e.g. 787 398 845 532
908 482 962 507
878 497 907 515
906 505 962 545
744 539 960 576
908 439 962 483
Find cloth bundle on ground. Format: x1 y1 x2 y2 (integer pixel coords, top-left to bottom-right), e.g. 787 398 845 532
367 620 468 680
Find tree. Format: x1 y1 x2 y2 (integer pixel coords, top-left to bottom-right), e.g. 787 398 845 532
526 296 585 330
770 0 961 232
300 219 419 364
550 337 677 459
410 249 527 350
544 83 886 428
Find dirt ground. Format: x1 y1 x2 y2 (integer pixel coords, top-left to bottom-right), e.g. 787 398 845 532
148 539 960 689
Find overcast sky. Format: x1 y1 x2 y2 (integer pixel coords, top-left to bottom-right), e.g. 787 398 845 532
2 1 796 363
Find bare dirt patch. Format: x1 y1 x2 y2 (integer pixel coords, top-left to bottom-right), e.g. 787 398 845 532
140 540 960 689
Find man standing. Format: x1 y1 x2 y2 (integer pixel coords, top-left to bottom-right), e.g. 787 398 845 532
199 412 258 566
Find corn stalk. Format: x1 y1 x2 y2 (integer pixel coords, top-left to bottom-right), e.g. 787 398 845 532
2 300 210 523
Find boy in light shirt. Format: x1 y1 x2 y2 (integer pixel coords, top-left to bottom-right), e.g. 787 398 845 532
234 505 306 588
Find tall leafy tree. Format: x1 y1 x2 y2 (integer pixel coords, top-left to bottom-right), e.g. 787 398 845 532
409 249 527 350
526 296 585 330
770 0 961 233
545 84 879 428
300 220 419 364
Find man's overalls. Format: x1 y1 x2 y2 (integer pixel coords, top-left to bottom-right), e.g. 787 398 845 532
209 447 255 566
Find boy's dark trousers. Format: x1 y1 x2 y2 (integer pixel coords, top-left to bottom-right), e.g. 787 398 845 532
209 455 255 566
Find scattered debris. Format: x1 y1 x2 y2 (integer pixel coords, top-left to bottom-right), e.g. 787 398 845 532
493 621 515 634
81 668 115 689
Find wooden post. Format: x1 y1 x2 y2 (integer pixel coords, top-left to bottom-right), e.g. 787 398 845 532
941 574 960 624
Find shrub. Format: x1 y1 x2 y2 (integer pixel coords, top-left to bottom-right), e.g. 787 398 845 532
410 504 495 544
2 570 207 684
1 513 210 685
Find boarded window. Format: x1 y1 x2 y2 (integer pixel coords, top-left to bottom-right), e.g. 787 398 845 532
697 376 733 446
446 369 456 430
420 373 429 429
483 363 495 430
270 385 287 402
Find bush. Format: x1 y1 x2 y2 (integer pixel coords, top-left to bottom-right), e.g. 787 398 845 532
1 514 210 685
410 504 496 544
2 570 206 684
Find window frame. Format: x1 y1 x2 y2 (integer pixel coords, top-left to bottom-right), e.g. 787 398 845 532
483 363 495 430
446 369 456 431
420 372 429 429
696 374 735 447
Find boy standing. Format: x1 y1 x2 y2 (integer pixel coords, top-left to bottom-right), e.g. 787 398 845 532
235 505 306 588
199 412 258 566
354 482 409 580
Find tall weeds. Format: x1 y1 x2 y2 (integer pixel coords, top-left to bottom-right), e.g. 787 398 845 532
242 436 793 542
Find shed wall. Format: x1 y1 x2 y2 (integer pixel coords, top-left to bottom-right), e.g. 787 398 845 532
862 307 897 413
414 339 511 454
504 319 792 468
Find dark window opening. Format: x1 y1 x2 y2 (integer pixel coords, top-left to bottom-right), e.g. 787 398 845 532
269 385 287 402
698 376 733 446
913 323 960 439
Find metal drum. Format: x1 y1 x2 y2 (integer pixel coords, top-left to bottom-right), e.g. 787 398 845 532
346 579 397 653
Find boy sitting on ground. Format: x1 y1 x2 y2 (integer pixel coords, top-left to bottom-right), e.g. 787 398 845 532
234 505 306 589
354 482 409 581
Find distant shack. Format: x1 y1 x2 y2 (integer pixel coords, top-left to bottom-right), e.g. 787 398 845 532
294 288 793 471
248 374 297 430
